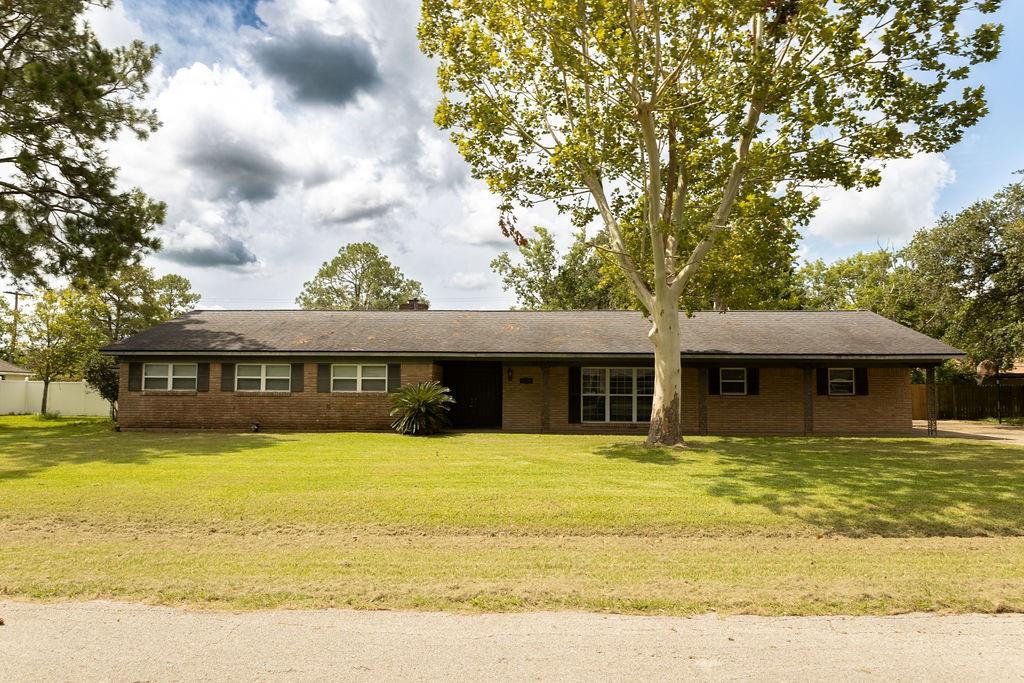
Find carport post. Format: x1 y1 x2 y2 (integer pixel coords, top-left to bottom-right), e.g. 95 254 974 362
926 366 938 437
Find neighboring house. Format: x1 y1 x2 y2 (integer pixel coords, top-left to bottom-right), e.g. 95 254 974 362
0 360 32 381
101 309 961 435
1001 360 1024 386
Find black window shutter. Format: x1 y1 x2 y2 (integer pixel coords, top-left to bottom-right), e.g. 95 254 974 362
816 368 828 395
747 367 760 395
197 363 210 392
128 362 142 392
568 366 581 423
220 363 235 392
317 363 331 393
387 363 401 392
708 367 720 395
291 363 304 393
855 367 869 395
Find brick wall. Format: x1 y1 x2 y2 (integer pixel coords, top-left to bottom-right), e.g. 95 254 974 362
500 364 911 436
707 367 805 435
812 367 912 434
117 360 439 430
119 358 911 435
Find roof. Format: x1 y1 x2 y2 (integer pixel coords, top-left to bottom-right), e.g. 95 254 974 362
102 309 962 361
0 360 31 375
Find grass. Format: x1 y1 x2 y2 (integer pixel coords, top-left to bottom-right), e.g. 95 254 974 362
982 416 1024 426
1 415 1022 615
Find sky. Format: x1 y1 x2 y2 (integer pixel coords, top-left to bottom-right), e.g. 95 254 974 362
80 0 1024 311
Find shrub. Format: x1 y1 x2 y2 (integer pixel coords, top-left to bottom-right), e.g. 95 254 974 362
389 381 455 435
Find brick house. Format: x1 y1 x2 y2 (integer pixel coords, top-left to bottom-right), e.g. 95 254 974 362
102 309 958 435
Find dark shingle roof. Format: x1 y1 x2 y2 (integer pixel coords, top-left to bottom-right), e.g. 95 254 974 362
0 360 31 374
102 309 961 360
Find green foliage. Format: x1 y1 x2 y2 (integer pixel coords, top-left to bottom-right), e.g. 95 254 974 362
78 263 201 341
797 250 916 318
420 0 1000 304
0 0 166 284
797 178 1024 369
903 179 1024 367
22 288 105 412
296 242 427 310
491 228 616 309
389 381 455 435
83 352 119 417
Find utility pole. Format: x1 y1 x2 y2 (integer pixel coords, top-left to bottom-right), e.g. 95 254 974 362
3 290 32 362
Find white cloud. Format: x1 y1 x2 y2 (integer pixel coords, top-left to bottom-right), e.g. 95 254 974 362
446 272 491 290
809 153 955 245
84 1 145 46
101 0 558 310
441 186 508 247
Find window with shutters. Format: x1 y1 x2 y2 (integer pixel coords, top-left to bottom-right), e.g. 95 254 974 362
331 364 388 392
235 364 291 392
719 368 747 395
581 367 654 422
828 368 855 395
142 363 197 391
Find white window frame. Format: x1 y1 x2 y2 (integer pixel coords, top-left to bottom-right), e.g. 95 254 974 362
719 367 748 396
827 367 856 396
330 364 389 393
235 363 292 392
581 367 654 423
142 363 198 392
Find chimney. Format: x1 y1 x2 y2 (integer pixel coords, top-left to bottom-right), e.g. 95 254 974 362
399 298 429 311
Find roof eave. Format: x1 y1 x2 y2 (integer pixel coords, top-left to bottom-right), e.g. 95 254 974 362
101 349 963 363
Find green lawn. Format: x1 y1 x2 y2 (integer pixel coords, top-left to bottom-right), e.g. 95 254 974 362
1 415 1022 614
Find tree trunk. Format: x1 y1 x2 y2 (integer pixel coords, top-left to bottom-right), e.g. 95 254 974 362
646 303 684 447
40 380 49 415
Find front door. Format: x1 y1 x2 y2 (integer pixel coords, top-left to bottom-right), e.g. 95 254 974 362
442 362 503 428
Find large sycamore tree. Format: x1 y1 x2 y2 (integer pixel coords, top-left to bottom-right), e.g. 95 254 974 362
420 0 1002 445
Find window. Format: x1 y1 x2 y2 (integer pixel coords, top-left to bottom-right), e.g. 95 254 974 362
331 364 388 392
828 368 855 396
143 363 197 391
581 367 654 422
236 364 291 392
719 368 747 395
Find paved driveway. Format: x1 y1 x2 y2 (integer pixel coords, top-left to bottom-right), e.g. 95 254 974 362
1 601 1022 681
914 419 1024 445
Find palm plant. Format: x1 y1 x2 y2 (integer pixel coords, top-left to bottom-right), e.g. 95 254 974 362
389 381 455 435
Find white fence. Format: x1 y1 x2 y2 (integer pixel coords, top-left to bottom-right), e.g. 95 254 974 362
0 380 110 417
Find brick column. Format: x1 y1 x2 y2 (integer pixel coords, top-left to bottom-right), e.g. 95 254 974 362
926 366 938 436
541 365 551 431
803 366 814 436
697 367 708 436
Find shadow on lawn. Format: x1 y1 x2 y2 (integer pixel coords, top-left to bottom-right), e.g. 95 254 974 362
697 437 1024 537
0 419 277 481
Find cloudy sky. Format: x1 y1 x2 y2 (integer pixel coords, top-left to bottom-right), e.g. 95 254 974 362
87 0 1024 310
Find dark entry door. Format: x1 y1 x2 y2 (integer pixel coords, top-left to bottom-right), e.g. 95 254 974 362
442 362 503 428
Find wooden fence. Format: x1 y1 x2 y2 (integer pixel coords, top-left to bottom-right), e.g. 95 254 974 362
911 383 1024 420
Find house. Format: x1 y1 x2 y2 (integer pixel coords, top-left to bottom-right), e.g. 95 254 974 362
0 360 32 381
101 309 960 435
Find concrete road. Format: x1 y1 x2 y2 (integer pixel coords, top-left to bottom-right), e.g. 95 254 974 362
1 601 1022 681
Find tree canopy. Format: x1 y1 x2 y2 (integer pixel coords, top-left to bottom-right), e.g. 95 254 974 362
797 178 1024 370
22 288 104 413
420 0 1001 444
296 242 427 310
1 0 165 284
